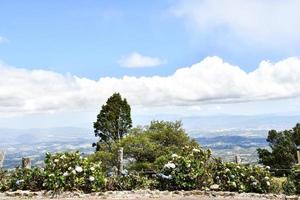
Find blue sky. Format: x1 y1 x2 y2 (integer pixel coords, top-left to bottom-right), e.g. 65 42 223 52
1 0 300 129
1 0 298 79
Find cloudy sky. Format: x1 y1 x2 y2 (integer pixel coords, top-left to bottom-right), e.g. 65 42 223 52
0 0 300 128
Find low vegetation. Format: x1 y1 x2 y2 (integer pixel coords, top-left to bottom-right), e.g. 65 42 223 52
0 93 299 194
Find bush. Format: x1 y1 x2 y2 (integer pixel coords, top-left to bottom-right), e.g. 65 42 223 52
7 167 45 191
0 169 10 192
212 161 277 193
156 146 213 190
106 171 157 190
43 151 105 192
283 164 300 194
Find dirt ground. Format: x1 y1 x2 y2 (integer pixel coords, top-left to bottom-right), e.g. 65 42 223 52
0 191 291 200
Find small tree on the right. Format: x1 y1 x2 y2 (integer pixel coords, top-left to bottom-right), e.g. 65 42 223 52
257 123 300 176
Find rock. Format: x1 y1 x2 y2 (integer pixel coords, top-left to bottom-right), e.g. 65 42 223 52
210 184 220 191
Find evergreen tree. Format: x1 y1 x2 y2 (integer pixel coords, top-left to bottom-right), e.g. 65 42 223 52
257 123 300 176
93 93 132 151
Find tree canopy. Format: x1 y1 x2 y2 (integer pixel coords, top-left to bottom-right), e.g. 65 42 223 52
257 123 300 176
90 120 200 171
93 93 132 151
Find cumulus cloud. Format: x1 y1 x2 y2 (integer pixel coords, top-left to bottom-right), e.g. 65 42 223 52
1 56 300 116
118 52 166 68
171 0 300 46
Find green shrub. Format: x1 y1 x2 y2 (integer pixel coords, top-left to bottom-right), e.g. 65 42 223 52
106 171 157 190
7 167 45 191
156 146 213 190
283 164 300 194
0 169 10 192
212 161 277 193
43 151 105 192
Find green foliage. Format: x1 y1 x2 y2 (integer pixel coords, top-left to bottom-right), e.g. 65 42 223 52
0 169 10 192
212 161 277 193
106 171 157 191
257 123 300 176
88 150 117 172
119 121 199 171
156 146 212 190
283 164 300 194
43 151 105 192
0 167 45 192
8 167 45 191
94 93 132 150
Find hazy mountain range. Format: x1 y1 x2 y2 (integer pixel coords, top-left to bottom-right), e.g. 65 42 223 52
0 115 298 168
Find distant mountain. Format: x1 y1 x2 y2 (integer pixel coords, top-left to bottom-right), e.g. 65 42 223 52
0 127 92 145
0 114 298 168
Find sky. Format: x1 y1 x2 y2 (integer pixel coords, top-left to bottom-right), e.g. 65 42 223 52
0 0 300 129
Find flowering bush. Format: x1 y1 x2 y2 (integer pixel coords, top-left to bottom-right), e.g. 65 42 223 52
106 171 157 190
212 160 276 193
7 167 45 191
43 151 105 192
156 147 213 190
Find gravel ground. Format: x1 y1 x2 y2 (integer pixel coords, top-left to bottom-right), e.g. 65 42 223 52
0 190 294 200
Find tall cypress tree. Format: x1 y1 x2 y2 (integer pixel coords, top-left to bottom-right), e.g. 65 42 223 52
93 93 132 151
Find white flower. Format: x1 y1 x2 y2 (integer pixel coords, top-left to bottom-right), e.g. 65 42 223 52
225 168 230 173
16 180 24 186
252 182 257 186
171 154 178 158
63 172 69 177
90 167 95 171
164 162 176 169
54 159 59 163
89 176 95 182
60 155 66 160
192 148 200 153
72 170 76 174
49 173 54 177
265 166 270 170
75 166 83 173
264 176 269 180
187 163 191 168
266 181 270 186
68 166 72 170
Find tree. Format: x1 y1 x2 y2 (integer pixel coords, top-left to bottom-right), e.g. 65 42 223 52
257 123 300 176
89 121 200 172
93 93 132 151
118 121 199 171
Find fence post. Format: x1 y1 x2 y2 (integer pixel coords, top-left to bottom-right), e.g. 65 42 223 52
22 157 31 169
234 154 241 164
118 147 124 175
0 151 5 168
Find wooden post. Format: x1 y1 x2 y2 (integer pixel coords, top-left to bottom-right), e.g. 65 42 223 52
297 150 300 164
118 147 124 175
234 154 241 164
0 151 5 168
22 157 31 169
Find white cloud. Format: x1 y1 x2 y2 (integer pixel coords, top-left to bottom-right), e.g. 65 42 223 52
118 52 166 68
171 0 300 46
1 56 300 116
0 36 8 44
